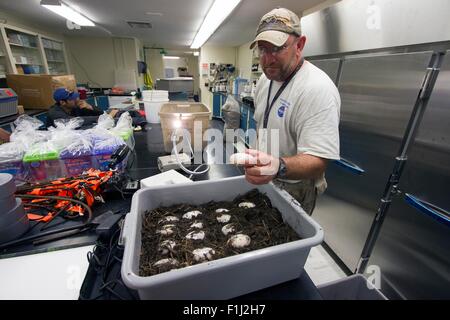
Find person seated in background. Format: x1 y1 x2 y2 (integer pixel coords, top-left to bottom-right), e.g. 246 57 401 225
46 88 103 128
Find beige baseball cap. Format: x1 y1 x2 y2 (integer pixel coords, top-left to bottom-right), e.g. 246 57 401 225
250 8 302 49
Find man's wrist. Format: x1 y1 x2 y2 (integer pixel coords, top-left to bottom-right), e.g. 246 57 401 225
276 157 288 179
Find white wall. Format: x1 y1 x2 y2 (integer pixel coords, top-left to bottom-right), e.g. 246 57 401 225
236 41 254 81
144 48 164 87
65 36 141 88
187 55 199 95
199 45 237 109
163 57 188 78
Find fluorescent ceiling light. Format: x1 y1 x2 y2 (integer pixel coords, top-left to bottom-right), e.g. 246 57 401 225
41 0 95 26
163 56 180 60
190 0 241 49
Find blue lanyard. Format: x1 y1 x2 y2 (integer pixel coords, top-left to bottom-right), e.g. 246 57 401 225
263 59 304 128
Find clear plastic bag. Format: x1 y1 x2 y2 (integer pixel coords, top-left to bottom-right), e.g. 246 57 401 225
52 117 84 130
0 141 25 163
10 115 49 149
222 95 241 133
110 112 134 149
48 117 85 151
59 134 93 158
96 112 115 130
222 95 240 114
13 114 44 132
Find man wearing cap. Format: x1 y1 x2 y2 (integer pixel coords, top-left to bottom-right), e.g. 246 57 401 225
46 87 103 128
242 8 341 215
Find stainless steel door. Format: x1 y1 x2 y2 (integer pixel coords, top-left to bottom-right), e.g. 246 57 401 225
367 51 450 299
309 58 341 84
314 51 434 272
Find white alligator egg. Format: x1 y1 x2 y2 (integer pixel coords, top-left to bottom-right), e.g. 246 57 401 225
182 210 202 220
190 222 203 229
158 216 179 224
156 224 176 236
216 214 231 223
192 248 216 262
229 153 256 165
158 240 176 255
186 230 206 240
221 223 236 236
215 208 229 213
228 234 251 248
239 202 256 209
153 258 179 269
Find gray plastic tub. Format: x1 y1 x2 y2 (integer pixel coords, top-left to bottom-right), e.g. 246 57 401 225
121 176 324 300
318 274 388 300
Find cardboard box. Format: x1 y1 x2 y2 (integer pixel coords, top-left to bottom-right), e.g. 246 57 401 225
6 74 77 110
17 105 25 114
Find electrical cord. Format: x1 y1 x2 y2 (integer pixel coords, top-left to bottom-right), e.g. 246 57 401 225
171 127 209 176
0 195 94 250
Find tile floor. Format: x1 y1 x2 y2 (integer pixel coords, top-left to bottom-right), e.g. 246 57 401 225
305 245 347 286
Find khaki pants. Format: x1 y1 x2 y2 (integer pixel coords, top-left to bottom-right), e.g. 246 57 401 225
273 179 318 215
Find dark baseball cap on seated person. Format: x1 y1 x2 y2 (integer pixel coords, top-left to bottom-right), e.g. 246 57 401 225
250 8 302 49
53 88 79 102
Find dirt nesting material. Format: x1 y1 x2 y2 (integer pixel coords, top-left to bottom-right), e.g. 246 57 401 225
139 189 301 277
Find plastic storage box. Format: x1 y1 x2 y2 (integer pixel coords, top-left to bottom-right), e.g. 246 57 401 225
317 274 388 300
159 102 211 153
121 176 324 299
0 88 18 118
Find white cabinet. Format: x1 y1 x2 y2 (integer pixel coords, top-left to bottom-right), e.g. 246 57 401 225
41 37 69 75
0 24 69 75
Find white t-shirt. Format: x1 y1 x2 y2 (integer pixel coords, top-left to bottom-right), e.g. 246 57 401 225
253 60 341 190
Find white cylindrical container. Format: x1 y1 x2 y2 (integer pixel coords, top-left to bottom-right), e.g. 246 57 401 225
142 90 169 124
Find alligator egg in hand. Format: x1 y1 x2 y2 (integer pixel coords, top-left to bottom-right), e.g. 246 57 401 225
183 210 203 220
158 240 176 255
186 230 206 240
221 223 236 236
156 224 176 236
239 202 256 209
192 248 216 262
228 234 251 248
230 153 257 166
216 214 231 223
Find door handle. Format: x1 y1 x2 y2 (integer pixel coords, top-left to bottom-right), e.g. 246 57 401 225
405 194 450 227
334 158 365 175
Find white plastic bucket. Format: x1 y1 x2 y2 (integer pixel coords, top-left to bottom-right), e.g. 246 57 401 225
144 99 168 123
142 90 169 101
142 90 169 123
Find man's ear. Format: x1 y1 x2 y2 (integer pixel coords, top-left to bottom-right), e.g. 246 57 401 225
297 36 306 51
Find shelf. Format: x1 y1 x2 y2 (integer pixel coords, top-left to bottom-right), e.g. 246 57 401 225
44 47 63 52
0 75 6 79
47 60 65 63
15 63 42 66
9 42 39 49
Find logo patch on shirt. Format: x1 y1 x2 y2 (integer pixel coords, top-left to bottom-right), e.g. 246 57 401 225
277 99 291 118
278 105 286 117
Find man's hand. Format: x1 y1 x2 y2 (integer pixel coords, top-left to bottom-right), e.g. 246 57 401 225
108 109 119 118
78 99 93 110
242 149 280 185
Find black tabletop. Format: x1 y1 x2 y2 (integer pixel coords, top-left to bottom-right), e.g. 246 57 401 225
1 119 323 300
78 121 322 300
0 109 47 126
